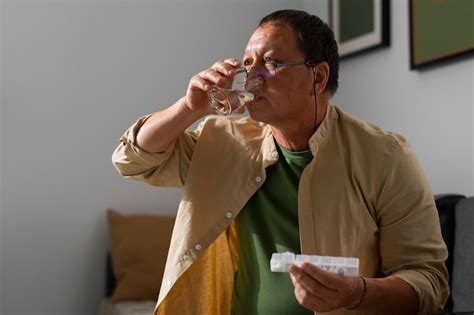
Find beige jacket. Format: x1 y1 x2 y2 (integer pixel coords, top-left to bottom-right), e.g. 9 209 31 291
112 104 449 315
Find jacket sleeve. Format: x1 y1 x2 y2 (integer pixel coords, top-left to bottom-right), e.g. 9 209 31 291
375 138 450 315
111 113 203 187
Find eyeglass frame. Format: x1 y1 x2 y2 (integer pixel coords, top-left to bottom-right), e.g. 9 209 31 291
241 59 322 79
267 59 319 70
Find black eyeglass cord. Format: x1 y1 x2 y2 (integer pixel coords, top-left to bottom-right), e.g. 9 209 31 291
312 67 318 130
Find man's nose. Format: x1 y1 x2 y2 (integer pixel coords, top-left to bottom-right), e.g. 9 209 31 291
246 66 271 80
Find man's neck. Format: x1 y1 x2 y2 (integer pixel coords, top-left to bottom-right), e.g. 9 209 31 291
271 125 314 152
271 100 329 152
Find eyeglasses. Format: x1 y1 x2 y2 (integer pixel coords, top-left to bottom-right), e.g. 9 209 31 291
231 59 321 86
243 59 320 79
267 59 317 71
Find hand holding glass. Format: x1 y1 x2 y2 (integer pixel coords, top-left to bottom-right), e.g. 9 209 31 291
207 59 317 115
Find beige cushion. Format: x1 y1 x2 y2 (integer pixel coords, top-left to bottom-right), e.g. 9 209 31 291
98 298 156 315
107 209 175 302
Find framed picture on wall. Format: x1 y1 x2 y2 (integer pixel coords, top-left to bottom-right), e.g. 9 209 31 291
329 0 390 58
410 0 474 69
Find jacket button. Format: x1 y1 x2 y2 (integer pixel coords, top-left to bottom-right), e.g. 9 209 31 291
255 176 262 182
195 244 202 251
226 211 233 219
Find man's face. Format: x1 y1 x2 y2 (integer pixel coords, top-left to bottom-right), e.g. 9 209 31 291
243 23 315 125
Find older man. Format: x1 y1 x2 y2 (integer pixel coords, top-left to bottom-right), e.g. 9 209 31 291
112 9 449 315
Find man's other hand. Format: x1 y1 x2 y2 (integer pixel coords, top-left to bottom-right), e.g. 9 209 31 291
289 262 364 312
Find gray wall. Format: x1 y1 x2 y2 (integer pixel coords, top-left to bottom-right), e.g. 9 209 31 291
1 1 300 314
1 1 473 315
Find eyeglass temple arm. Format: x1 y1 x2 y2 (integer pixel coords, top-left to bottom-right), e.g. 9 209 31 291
276 60 319 68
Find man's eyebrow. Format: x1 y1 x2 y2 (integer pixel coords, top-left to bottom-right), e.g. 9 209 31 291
244 45 272 53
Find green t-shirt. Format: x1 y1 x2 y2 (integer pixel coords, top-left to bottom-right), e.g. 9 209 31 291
231 141 314 315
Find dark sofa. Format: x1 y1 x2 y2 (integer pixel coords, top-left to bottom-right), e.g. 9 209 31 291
434 194 474 315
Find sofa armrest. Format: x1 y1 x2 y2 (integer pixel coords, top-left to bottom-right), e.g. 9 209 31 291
451 197 474 313
434 194 465 314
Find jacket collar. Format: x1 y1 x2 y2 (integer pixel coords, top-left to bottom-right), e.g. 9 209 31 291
308 102 339 155
259 102 339 161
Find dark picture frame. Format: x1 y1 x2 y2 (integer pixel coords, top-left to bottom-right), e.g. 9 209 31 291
409 0 474 69
329 0 390 59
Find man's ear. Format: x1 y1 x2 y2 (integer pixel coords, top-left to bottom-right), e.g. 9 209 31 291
313 66 323 84
313 62 330 93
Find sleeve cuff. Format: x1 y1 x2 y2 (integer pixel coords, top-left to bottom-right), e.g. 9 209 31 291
112 114 174 177
391 269 449 315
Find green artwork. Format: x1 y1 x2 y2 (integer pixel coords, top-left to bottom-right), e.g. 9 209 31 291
330 0 390 58
340 0 374 43
411 0 474 68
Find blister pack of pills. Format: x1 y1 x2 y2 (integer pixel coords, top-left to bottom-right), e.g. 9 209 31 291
270 252 359 277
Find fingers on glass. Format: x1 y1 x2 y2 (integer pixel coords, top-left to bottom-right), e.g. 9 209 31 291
192 75 211 91
223 58 241 67
201 69 227 85
213 61 237 77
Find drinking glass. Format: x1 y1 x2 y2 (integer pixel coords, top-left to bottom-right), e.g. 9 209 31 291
208 67 262 115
